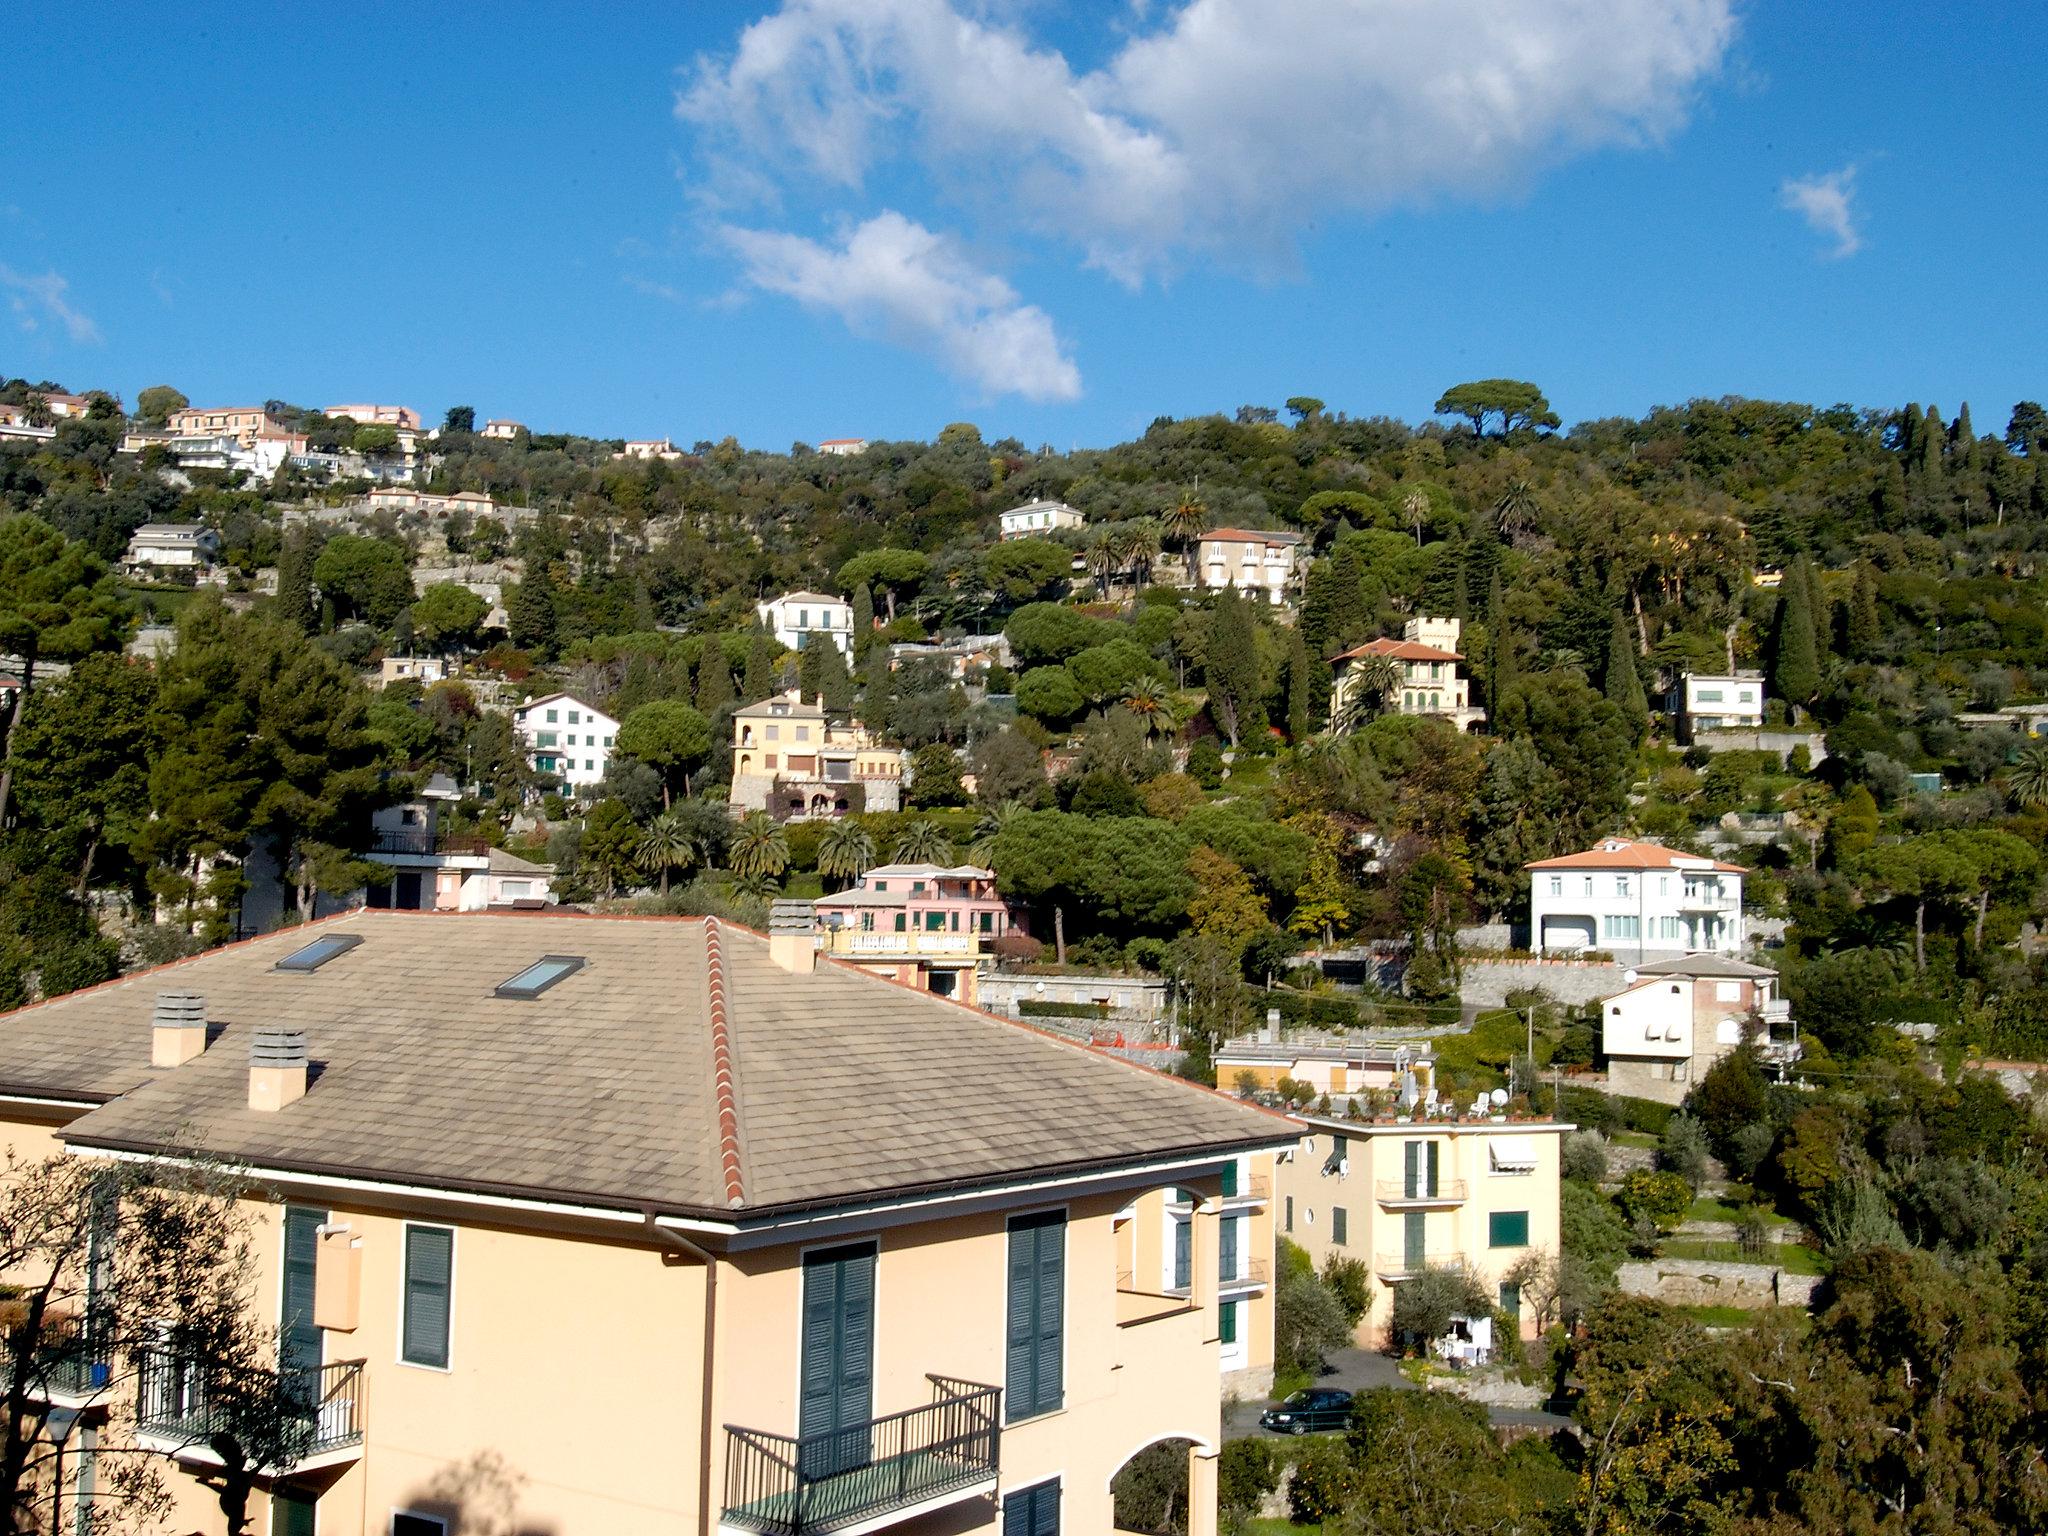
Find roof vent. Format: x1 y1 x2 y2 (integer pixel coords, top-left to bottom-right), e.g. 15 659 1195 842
769 899 818 974
151 992 208 1068
249 1026 308 1112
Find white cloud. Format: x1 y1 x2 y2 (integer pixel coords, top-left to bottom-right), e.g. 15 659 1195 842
721 212 1081 400
0 264 102 343
1778 166 1861 258
681 0 1737 283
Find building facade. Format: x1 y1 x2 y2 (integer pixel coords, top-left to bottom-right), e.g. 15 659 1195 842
1274 1113 1568 1348
1329 616 1487 733
1213 1035 1435 1103
480 419 525 440
0 910 1292 1536
1674 671 1767 732
757 591 855 658
166 406 293 445
1185 528 1302 604
1526 839 1748 960
123 523 221 572
998 500 1085 541
1599 954 1797 1103
617 437 683 461
810 866 1017 1003
817 437 869 456
729 690 906 819
511 692 619 789
323 404 422 430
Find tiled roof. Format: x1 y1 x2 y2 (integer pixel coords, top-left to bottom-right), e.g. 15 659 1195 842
14 912 1289 1219
1629 954 1776 980
1525 839 1747 874
767 591 847 608
1202 527 1303 545
1330 638 1463 663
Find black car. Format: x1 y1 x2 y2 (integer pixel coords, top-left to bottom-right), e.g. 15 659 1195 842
1259 1388 1354 1434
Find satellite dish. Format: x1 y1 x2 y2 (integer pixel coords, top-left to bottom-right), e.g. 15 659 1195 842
1490 1088 1509 1106
1623 968 1638 984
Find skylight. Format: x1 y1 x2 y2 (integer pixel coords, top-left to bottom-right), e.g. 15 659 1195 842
494 955 585 999
274 933 363 973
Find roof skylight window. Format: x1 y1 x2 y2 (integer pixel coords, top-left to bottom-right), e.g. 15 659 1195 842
274 933 363 973
494 955 585 999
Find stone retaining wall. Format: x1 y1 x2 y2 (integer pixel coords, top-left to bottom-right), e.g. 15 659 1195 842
1458 958 1628 1009
1616 1257 1821 1309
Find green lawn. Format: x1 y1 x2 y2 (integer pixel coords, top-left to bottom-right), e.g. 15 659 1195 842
1676 1303 1813 1330
1611 1131 1658 1149
1686 1195 1794 1225
1662 1238 1828 1275
1244 1521 1322 1535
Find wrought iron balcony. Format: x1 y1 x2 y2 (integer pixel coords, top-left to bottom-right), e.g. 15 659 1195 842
0 1315 113 1401
722 1375 1000 1536
136 1351 365 1461
368 829 493 858
1374 1251 1469 1281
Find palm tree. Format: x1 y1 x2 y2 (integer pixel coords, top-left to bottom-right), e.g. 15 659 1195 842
637 811 700 897
1402 489 1432 546
1335 652 1405 733
1121 680 1166 734
1161 491 1208 556
2008 741 2048 806
728 811 789 879
1088 530 1124 599
1119 520 1160 592
893 818 953 865
970 801 1026 865
817 819 876 887
1493 479 1538 544
730 869 781 903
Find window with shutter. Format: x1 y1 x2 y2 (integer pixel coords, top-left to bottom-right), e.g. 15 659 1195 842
402 1226 454 1368
1002 1479 1060 1535
1219 1214 1239 1283
1220 1300 1238 1345
799 1244 876 1478
1489 1211 1530 1248
1005 1211 1065 1423
281 1206 327 1377
1331 1207 1347 1246
270 1492 315 1536
1284 1195 1294 1233
1220 1161 1238 1197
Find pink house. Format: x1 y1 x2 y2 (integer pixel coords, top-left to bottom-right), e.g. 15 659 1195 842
812 863 1020 1003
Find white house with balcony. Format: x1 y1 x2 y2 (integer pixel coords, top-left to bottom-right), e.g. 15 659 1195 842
1599 954 1798 1103
1186 528 1302 604
757 590 854 658
1674 671 1767 732
1329 615 1487 733
123 523 220 573
999 499 1085 541
512 692 619 789
362 775 557 912
1526 839 1747 961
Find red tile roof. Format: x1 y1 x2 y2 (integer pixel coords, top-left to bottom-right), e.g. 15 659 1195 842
1203 527 1303 545
1331 638 1464 663
1525 839 1747 874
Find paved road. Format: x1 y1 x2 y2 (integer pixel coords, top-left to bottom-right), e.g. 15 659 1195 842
1225 1348 1573 1440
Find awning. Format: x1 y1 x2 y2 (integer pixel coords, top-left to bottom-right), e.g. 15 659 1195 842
1488 1137 1539 1172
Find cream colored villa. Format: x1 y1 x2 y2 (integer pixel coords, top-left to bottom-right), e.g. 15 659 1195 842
1273 1113 1567 1348
0 911 1292 1536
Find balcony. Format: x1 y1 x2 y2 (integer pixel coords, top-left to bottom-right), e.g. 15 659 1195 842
1148 1256 1271 1299
721 1376 1000 1536
0 1318 113 1403
819 929 984 961
1375 1178 1469 1208
1678 886 1739 911
1374 1252 1469 1282
368 829 493 858
136 1352 365 1466
1760 998 1792 1024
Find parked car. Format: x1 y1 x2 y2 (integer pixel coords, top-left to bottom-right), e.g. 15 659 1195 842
1259 1387 1354 1434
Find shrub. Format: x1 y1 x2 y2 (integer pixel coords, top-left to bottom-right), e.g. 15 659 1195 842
1321 1254 1372 1326
1287 1440 1356 1525
1390 1264 1491 1354
1728 1122 1778 1183
1275 1271 1352 1376
1616 1169 1693 1230
1561 1130 1610 1185
1218 1440 1279 1525
1658 1114 1712 1194
1018 999 1110 1021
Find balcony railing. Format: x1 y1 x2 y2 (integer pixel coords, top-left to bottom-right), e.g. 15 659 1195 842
368 829 493 857
1375 1178 1470 1206
1374 1252 1469 1281
722 1375 1000 1536
0 1317 113 1400
136 1352 365 1460
1222 1173 1272 1205
819 929 984 960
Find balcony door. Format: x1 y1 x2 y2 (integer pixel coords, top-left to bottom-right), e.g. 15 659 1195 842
1404 1141 1439 1199
799 1243 875 1480
1403 1211 1426 1271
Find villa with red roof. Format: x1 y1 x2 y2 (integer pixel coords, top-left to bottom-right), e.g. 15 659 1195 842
1525 837 1748 961
1329 615 1486 732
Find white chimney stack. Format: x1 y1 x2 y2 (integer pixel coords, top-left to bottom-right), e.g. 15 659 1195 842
248 1027 308 1112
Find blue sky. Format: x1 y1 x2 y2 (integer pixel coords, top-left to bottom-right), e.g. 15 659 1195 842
3 2 2041 449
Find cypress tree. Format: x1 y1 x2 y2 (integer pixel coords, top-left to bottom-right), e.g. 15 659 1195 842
1284 628 1313 742
1451 548 1471 629
507 575 557 656
1205 589 1265 746
1771 557 1821 708
1847 563 1882 659
1485 571 1517 718
742 628 774 702
1921 404 1945 485
851 582 875 659
1801 558 1830 658
275 530 317 635
1603 611 1648 739
1954 401 1977 467
801 634 857 714
695 642 735 715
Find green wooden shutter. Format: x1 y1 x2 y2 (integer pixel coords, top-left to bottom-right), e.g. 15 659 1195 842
1220 1300 1237 1345
1006 1213 1065 1421
402 1226 453 1368
271 1491 316 1536
1034 1216 1064 1416
1489 1211 1529 1248
1173 1218 1191 1291
1219 1215 1239 1282
1220 1161 1238 1198
836 1247 875 1439
1284 1195 1294 1233
800 1243 876 1477
1426 1141 1440 1198
281 1207 326 1376
1498 1282 1522 1318
1331 1207 1347 1246
1404 1211 1425 1268
1006 1222 1036 1420
1004 1480 1060 1536
1404 1141 1420 1198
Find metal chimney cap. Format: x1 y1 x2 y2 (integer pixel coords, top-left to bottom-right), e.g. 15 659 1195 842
769 899 817 935
152 992 207 1028
249 1027 308 1068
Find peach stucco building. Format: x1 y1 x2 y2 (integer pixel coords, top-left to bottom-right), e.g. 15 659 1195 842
1273 1112 1568 1347
0 910 1291 1536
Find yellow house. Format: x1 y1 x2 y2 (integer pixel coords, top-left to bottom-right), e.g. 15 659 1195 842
0 911 1294 1536
1271 1112 1568 1348
730 689 908 820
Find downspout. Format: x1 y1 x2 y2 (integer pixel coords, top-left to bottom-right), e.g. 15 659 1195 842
646 1212 722 1536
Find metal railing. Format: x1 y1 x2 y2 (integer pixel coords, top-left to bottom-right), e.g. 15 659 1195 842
136 1351 365 1458
1375 1178 1470 1205
1222 1173 1272 1204
818 929 984 959
369 829 493 857
1374 1252 1468 1279
0 1316 113 1400
722 1375 1000 1536
1220 1257 1272 1292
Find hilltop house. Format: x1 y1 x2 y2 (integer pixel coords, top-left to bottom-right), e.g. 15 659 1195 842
1180 528 1303 604
0 909 1292 1535
1599 954 1798 1102
616 437 682 461
757 590 855 658
1526 839 1748 960
123 523 220 574
817 437 869 456
809 865 1017 1003
1673 671 1767 733
1329 615 1486 733
512 692 618 789
729 689 906 819
999 500 1085 541
166 406 293 446
324 403 421 430
480 419 524 440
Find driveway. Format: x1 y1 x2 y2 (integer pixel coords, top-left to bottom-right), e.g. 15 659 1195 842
1226 1348 1573 1440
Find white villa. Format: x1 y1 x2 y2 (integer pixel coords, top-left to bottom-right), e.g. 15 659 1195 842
1675 671 1767 731
1526 838 1747 961
1598 954 1796 1104
123 523 220 572
513 692 620 789
757 590 855 658
999 499 1086 540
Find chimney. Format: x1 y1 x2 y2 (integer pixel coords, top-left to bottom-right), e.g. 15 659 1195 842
248 1027 308 1112
151 992 208 1068
1262 1007 1280 1045
768 899 818 975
